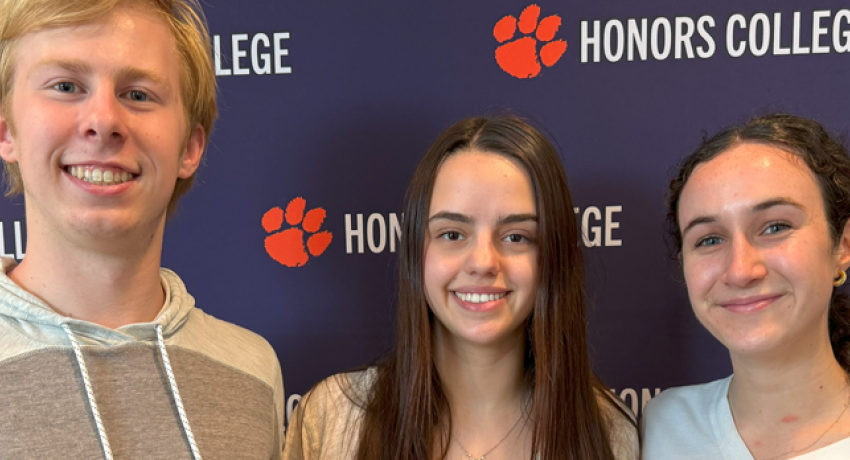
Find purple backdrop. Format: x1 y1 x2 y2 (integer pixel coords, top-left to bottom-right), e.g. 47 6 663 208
2 0 848 421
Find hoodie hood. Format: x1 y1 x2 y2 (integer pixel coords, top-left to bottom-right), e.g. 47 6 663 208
0 257 194 346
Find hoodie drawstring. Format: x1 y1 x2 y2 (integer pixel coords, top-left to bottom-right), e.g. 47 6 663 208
62 323 203 460
62 324 114 460
156 324 203 460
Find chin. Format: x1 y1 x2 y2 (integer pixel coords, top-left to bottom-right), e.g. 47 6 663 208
68 212 161 240
721 332 784 357
461 325 525 347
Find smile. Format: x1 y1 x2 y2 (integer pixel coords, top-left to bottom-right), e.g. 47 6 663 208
67 166 136 186
719 294 783 313
453 292 507 303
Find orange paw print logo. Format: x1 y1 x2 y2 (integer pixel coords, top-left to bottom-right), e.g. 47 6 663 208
262 198 333 267
494 4 567 79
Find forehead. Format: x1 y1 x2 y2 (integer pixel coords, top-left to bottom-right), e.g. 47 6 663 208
429 150 536 213
679 142 823 219
12 6 179 85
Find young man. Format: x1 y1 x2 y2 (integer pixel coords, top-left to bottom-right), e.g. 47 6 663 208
0 1 284 458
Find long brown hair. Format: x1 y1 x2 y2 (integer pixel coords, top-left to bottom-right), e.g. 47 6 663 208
353 115 629 459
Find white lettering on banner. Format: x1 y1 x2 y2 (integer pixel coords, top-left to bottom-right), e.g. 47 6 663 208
345 207 621 255
213 32 291 76
612 387 662 416
582 15 716 63
286 393 302 425
345 213 402 254
0 221 26 260
581 9 850 63
573 206 623 248
726 10 850 57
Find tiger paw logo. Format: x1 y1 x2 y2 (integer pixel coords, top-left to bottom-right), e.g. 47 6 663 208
494 4 567 79
262 198 332 267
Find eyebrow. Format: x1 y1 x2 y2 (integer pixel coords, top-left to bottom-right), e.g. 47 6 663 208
681 197 806 236
427 211 537 225
32 59 92 76
31 59 172 94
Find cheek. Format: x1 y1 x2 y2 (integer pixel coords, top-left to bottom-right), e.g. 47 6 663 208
770 245 834 302
422 247 453 301
682 256 719 301
506 254 538 300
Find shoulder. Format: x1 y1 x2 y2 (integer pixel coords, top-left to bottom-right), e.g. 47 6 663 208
300 369 374 421
642 376 729 427
284 370 373 460
596 390 639 460
174 308 282 392
641 376 732 460
159 267 281 387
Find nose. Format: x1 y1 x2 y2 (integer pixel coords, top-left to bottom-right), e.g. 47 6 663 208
79 88 128 146
722 237 767 287
464 233 499 277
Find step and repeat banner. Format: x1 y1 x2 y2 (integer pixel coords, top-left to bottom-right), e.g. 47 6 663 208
2 0 849 424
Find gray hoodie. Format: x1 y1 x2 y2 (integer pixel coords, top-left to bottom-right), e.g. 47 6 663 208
0 257 284 460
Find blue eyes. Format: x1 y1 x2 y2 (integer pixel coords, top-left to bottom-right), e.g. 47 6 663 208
693 222 791 249
51 83 150 102
764 222 790 235
54 82 77 93
696 236 723 247
128 90 148 102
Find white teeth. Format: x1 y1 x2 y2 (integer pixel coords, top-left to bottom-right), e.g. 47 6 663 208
455 292 507 303
68 166 134 186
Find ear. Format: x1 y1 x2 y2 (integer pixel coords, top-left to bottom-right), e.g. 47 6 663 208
177 123 204 179
836 219 850 271
0 107 17 164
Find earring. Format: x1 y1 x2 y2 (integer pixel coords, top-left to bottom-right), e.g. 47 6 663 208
835 270 847 287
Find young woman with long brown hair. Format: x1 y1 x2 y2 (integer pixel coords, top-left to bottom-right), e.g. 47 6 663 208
284 115 638 460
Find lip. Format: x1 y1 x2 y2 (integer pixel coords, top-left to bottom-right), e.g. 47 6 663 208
451 288 510 313
719 294 783 313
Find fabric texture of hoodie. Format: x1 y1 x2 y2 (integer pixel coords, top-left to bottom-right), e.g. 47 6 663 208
0 257 285 460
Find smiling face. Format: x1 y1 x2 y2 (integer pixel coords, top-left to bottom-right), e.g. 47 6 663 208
0 5 203 243
678 142 850 359
423 150 539 349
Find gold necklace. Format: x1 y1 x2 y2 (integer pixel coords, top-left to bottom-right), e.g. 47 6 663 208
454 414 524 460
761 386 850 460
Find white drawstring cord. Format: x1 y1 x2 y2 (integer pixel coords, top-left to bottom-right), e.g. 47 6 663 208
156 324 203 460
62 324 114 460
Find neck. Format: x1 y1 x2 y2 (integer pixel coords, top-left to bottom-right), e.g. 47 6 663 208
433 324 532 459
433 324 527 420
728 335 849 426
9 216 167 329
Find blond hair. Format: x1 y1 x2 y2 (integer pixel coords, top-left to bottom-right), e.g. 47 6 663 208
0 0 217 216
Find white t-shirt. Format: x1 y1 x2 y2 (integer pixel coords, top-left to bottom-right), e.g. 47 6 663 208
641 375 850 460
